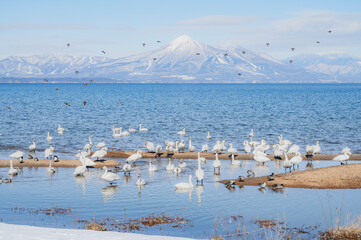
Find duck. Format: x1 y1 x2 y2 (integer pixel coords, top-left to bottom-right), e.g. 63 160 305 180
127 150 142 163
283 153 292 172
166 158 175 171
173 166 182 174
84 135 93 152
47 159 56 174
213 153 221 173
178 140 185 152
207 131 212 140
179 159 187 168
195 158 204 185
247 170 255 177
57 124 64 134
268 173 275 181
123 161 131 174
259 182 266 188
44 146 54 159
136 174 146 186
128 126 137 133
91 147 107 161
197 152 206 163
188 137 195 152
46 132 53 142
175 175 193 189
53 155 59 162
228 143 238 155
230 154 242 166
96 138 105 149
272 184 284 189
333 152 352 165
148 160 157 172
139 124 148 132
201 143 209 152
313 141 321 154
177 128 186 136
290 152 303 169
29 139 36 152
238 176 245 182
101 166 120 184
144 141 155 152
73 157 86 176
287 144 300 154
8 159 18 176
243 140 252 154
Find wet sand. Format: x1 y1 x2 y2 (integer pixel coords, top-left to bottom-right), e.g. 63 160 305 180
105 151 361 161
0 159 120 168
219 164 361 189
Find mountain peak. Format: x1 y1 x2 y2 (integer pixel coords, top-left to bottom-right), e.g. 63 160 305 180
167 35 204 53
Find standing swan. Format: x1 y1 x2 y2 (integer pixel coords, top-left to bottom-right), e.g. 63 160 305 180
175 175 193 189
207 131 212 140
333 152 352 165
73 157 86 176
290 152 303 169
101 166 120 185
188 137 195 152
283 153 292 172
195 158 204 185
96 138 106 149
213 153 221 174
29 139 36 152
46 132 53 142
84 135 93 153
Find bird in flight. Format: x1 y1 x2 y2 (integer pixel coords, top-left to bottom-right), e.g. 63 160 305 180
43 79 48 82
82 82 88 86
142 43 146 47
328 30 332 33
157 40 161 43
196 53 200 55
119 101 124 105
223 53 228 57
266 42 270 47
75 71 79 74
316 41 320 44
83 101 87 106
89 80 93 83
291 48 295 52
242 51 246 54
289 60 293 64
153 57 157 61
55 88 59 91
66 43 70 47
6 106 11 110
102 50 106 55
64 102 70 106
238 73 242 76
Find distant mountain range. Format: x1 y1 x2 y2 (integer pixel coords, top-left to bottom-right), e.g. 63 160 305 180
0 35 360 83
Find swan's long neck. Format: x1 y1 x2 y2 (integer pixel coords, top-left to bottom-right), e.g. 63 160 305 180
216 153 219 161
48 132 50 137
104 167 108 173
10 159 13 169
89 136 92 145
198 159 201 169
189 138 192 147
49 159 52 168
284 153 288 161
189 175 192 184
279 135 283 144
232 154 235 162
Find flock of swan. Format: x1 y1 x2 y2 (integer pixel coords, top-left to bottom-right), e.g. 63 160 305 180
1 125 353 189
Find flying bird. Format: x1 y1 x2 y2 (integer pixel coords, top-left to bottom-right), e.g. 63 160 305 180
102 50 106 55
64 102 70 106
266 42 270 47
238 73 242 76
6 106 11 110
223 53 228 57
316 41 320 44
89 80 93 83
242 51 246 54
43 79 48 82
55 88 59 91
119 101 124 105
82 82 88 86
157 40 161 43
83 101 87 106
289 60 293 64
291 48 295 52
66 43 70 47
75 71 79 74
153 57 157 61
196 53 200 55
328 30 332 33
142 43 146 47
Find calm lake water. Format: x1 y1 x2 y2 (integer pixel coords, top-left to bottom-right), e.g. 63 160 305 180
0 83 361 239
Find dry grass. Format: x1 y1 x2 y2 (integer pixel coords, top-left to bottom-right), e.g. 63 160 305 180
11 206 72 216
321 214 361 240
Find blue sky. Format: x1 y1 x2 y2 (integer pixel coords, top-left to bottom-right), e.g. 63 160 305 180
1 0 361 59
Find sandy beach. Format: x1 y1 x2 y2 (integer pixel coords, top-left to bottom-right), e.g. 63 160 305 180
219 163 361 189
0 159 120 168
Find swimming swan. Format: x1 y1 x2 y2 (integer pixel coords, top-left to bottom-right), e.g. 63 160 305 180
175 175 193 189
101 166 120 184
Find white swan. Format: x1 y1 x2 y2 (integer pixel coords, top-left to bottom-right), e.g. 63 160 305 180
249 128 254 138
8 159 18 176
96 138 106 149
128 126 137 133
195 158 204 185
278 134 292 146
212 141 222 153
230 154 242 166
112 126 121 137
123 161 131 174
179 159 187 168
166 158 175 171
84 135 93 152
155 145 162 155
178 140 185 152
213 153 221 173
243 140 252 154
76 151 95 167
139 124 148 132
207 131 212 140
201 143 209 152
29 139 36 152
136 174 146 186
73 157 86 176
220 140 227 152
177 128 186 136
173 166 182 174
91 147 107 161
101 166 120 184
341 147 351 154
253 150 270 164
127 150 142 163
283 153 292 172
188 137 195 152
120 127 130 136
197 152 206 163
313 141 321 154
44 146 54 159
57 124 64 134
46 132 53 142
175 175 193 189
148 160 157 172
144 141 155 152
9 150 24 161
333 152 351 164
306 145 314 155
290 152 303 168
228 143 237 155
47 159 56 174
287 144 300 154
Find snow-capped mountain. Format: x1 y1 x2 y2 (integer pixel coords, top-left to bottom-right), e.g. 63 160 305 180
0 35 355 83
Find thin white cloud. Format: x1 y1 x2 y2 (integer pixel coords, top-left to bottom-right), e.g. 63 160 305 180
176 16 264 27
0 24 94 30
